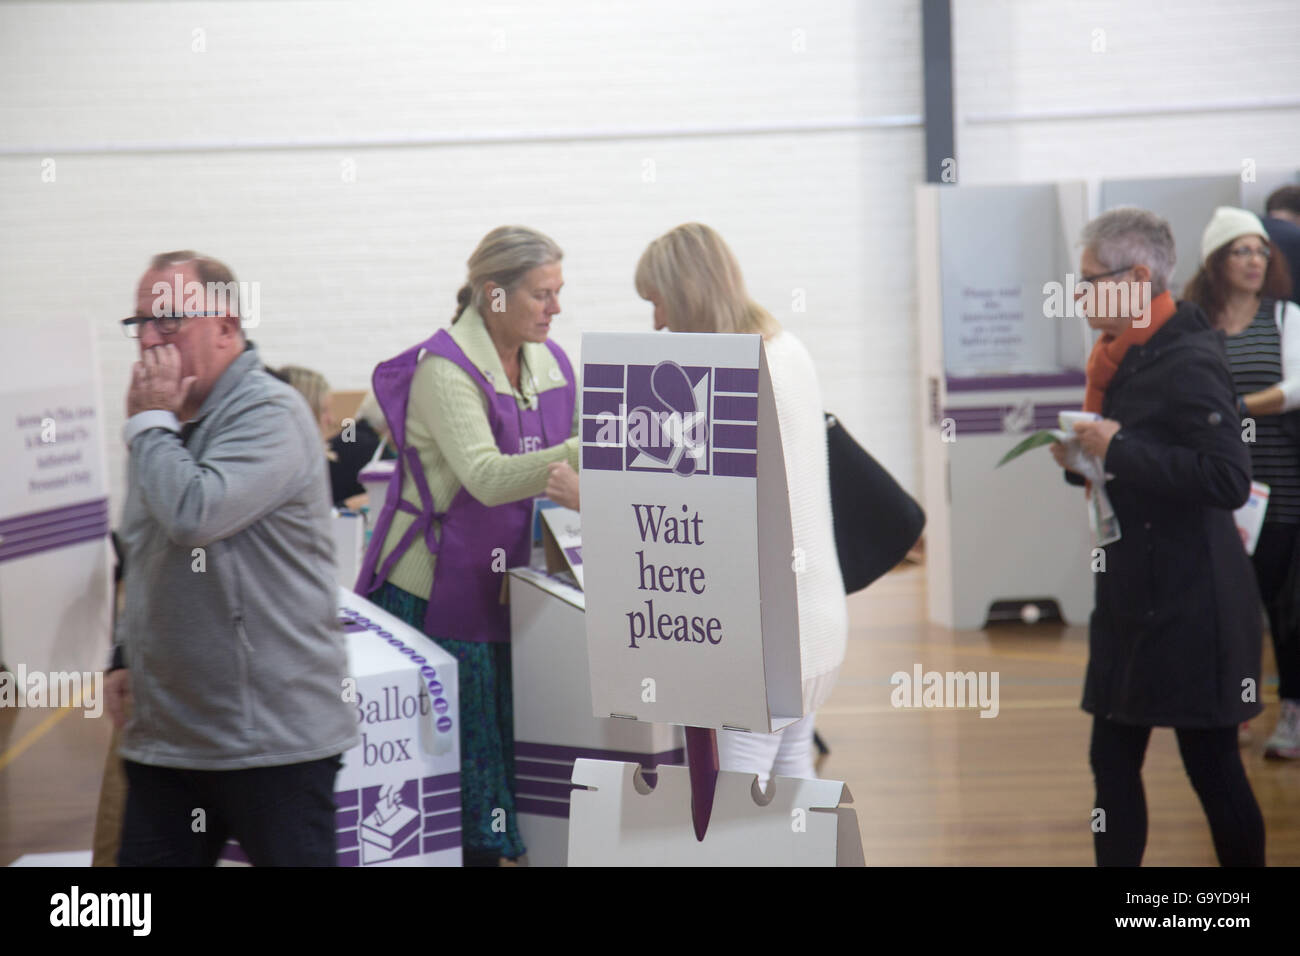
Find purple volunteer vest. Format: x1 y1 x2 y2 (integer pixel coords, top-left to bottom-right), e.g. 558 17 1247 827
355 328 575 643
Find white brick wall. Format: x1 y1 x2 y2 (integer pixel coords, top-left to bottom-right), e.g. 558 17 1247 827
953 0 1300 183
0 0 1293 525
0 0 924 522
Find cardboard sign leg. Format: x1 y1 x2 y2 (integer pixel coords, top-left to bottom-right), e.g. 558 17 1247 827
684 726 719 841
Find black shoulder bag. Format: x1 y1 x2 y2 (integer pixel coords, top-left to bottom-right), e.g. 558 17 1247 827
824 412 925 595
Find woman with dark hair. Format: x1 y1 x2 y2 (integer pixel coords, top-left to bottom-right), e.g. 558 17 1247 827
355 226 578 865
1184 206 1300 760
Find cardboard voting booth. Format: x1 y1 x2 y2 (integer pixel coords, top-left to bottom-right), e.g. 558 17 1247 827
0 319 112 677
916 182 1095 629
509 565 685 866
579 332 801 733
221 588 461 867
572 331 860 866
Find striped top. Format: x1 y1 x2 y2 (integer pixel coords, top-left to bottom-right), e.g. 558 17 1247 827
1223 299 1300 524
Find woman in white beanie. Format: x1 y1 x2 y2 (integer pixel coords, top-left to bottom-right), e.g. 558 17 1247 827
1185 206 1299 759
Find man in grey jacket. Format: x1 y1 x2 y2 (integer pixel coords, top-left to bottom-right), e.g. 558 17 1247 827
106 251 359 866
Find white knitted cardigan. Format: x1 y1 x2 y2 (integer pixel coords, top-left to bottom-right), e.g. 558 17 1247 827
763 330 848 713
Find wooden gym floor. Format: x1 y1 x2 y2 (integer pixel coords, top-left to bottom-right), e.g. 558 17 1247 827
1 563 1296 866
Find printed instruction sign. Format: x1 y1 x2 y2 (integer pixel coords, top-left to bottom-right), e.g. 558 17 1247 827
579 332 802 733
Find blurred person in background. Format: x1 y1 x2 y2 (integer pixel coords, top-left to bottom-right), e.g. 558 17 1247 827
354 226 578 866
1263 185 1300 294
1184 206 1299 759
1050 209 1265 866
329 391 388 506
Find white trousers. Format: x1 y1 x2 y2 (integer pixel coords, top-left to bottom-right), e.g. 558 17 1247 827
716 711 818 792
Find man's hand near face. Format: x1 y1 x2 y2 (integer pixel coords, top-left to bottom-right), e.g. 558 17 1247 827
127 343 196 418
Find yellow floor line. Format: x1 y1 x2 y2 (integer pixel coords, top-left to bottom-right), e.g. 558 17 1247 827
0 705 76 773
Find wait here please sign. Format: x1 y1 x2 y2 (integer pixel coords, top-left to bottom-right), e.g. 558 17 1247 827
578 331 802 733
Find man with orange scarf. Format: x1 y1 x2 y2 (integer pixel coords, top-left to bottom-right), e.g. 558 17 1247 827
1050 207 1265 867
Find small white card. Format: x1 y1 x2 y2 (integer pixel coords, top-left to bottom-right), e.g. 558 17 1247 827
540 505 584 589
1234 481 1269 555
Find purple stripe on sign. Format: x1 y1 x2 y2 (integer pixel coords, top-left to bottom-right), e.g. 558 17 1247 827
422 791 460 813
715 367 759 392
0 498 107 536
339 620 367 633
516 777 580 800
516 759 571 780
583 446 623 471
335 789 359 808
582 418 621 443
336 808 357 828
712 423 757 451
422 771 460 791
517 796 570 819
582 390 624 416
515 741 687 766
0 514 107 550
583 364 625 388
713 395 758 421
0 511 106 546
422 830 462 854
339 849 360 867
941 402 1085 437
713 452 757 478
424 809 462 832
946 371 1086 392
564 546 581 565
0 520 110 564
338 828 358 849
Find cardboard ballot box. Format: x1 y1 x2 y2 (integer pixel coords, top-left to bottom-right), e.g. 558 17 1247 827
223 587 461 866
579 331 801 733
509 566 684 867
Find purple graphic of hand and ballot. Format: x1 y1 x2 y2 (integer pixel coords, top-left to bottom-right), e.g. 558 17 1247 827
582 360 759 478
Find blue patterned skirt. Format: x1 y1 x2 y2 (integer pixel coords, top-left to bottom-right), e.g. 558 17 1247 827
368 581 526 861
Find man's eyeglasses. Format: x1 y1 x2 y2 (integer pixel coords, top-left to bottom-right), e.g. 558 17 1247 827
121 312 224 338
1079 265 1134 284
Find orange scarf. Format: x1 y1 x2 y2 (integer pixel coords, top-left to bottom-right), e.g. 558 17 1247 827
1083 291 1176 413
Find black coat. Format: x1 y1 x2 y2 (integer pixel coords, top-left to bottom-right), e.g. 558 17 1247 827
1077 300 1263 728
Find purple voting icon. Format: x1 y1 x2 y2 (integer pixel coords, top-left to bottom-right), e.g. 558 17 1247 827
626 361 708 476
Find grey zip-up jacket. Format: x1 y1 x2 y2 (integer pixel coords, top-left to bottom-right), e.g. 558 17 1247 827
116 343 360 769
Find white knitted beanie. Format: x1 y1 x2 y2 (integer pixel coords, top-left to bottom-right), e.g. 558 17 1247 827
1201 206 1268 263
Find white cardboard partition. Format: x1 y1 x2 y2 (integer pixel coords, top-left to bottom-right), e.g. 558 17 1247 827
331 510 365 589
508 567 684 866
916 182 1095 629
0 318 112 676
221 588 461 867
567 760 864 867
578 332 801 733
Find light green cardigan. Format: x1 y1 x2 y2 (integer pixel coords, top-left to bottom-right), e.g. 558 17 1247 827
377 306 580 600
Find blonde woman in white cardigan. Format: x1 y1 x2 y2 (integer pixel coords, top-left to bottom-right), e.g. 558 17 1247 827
631 222 848 790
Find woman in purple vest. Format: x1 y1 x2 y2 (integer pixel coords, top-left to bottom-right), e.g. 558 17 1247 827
356 226 578 866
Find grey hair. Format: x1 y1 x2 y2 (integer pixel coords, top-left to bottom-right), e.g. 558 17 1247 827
1079 207 1176 296
454 226 563 323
